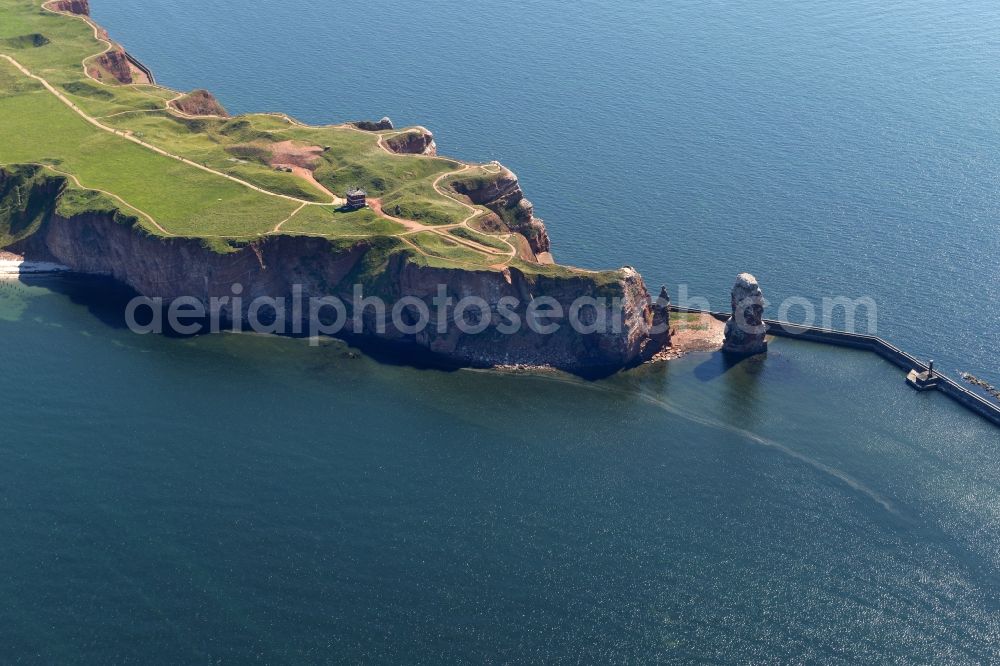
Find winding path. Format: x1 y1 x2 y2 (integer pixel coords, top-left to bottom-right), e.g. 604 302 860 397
16 2 522 269
0 55 343 209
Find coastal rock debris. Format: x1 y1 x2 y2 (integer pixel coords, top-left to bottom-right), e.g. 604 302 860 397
961 372 1000 401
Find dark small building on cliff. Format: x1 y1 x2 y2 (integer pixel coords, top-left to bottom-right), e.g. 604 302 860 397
345 187 367 210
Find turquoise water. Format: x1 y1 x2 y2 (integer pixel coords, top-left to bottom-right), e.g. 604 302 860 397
90 0 1000 388
3 0 1000 661
0 277 998 662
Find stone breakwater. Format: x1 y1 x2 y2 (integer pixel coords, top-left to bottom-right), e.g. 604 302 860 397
672 304 1000 428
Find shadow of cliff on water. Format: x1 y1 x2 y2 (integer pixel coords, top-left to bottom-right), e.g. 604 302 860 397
18 274 140 332
687 350 768 426
692 350 767 382
13 273 655 379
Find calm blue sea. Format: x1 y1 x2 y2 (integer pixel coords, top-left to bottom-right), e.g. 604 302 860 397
0 276 997 662
1 0 999 662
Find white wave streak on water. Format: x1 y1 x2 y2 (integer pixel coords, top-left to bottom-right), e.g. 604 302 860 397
526 371 902 518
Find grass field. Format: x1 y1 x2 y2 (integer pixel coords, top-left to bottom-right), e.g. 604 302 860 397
0 60 298 235
278 205 407 237
448 226 511 251
406 232 500 269
0 0 611 281
670 311 710 331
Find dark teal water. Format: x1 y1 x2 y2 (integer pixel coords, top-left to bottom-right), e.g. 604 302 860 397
90 0 1000 387
3 0 1000 661
1 276 998 662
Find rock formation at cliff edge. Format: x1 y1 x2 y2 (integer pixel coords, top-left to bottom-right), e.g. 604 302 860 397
353 117 395 131
90 47 133 84
722 273 768 356
49 0 89 15
383 129 437 156
448 165 551 259
170 89 229 117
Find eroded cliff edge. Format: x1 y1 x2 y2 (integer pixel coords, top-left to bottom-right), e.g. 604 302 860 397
447 165 552 261
0 167 669 374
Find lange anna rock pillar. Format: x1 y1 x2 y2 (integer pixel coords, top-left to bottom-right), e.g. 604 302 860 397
722 273 768 356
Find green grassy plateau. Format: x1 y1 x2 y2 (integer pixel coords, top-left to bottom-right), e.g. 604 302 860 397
0 0 620 281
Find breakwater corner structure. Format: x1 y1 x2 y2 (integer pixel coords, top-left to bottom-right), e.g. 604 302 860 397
669 305 1000 429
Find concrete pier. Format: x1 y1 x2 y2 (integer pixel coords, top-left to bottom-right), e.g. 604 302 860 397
669 306 1000 428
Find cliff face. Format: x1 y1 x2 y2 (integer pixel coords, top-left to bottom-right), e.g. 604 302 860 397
383 129 437 156
50 0 90 15
448 166 551 258
0 166 63 245
11 202 668 374
385 260 666 370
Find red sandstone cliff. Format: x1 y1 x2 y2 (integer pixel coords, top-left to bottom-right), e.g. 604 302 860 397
49 0 90 15
16 213 667 373
170 89 229 117
90 47 133 84
2 168 668 373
